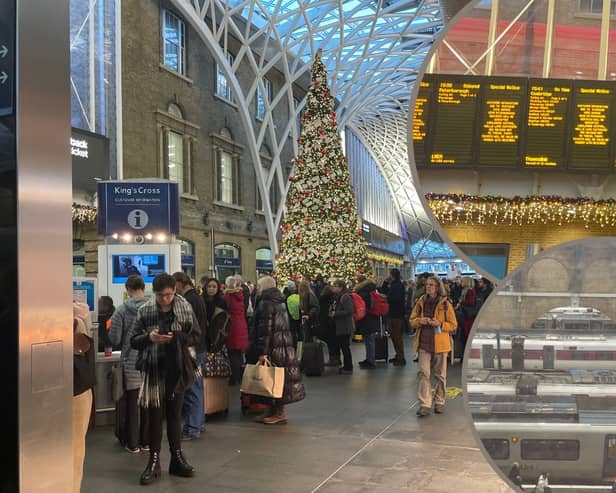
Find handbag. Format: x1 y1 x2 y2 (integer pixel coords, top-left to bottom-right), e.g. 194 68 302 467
204 345 232 378
111 364 124 401
240 358 284 399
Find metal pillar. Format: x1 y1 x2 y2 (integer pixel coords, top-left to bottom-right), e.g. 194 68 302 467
16 0 73 491
485 0 499 76
542 0 556 78
598 0 611 80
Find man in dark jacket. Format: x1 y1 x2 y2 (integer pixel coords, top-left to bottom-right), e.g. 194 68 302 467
381 269 406 365
173 272 208 440
330 280 354 373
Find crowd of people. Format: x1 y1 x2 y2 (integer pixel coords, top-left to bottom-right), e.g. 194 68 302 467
72 268 495 489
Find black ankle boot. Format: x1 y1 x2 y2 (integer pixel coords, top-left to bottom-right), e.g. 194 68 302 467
140 451 161 485
169 449 194 477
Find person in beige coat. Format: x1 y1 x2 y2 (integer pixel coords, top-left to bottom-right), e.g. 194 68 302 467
409 275 457 417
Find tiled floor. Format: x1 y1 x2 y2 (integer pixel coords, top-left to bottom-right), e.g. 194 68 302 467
82 337 512 492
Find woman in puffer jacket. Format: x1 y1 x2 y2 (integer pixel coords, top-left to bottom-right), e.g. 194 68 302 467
253 276 305 425
223 276 249 385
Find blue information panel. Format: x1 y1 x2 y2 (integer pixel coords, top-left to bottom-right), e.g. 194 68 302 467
0 1 15 116
97 181 180 235
73 278 97 313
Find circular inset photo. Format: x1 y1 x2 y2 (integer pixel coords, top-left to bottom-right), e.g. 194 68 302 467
409 0 616 281
464 237 616 492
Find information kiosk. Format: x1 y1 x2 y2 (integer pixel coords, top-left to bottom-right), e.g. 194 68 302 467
95 180 181 423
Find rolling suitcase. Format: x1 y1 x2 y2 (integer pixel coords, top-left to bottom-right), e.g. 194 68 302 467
204 377 229 417
375 317 389 362
302 340 325 376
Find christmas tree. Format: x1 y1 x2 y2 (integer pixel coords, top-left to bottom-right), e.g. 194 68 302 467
275 51 372 283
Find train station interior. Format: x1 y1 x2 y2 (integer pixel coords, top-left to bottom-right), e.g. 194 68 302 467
6 0 616 492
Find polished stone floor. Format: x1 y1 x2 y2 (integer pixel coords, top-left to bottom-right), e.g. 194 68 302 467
82 337 512 492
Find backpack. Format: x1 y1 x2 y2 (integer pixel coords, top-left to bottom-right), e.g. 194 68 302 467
286 293 300 321
368 291 389 317
348 293 366 322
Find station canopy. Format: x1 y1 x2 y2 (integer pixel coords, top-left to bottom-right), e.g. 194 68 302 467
171 0 459 257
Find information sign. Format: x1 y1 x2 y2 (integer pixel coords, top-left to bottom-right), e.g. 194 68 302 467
430 77 480 166
0 1 15 116
97 181 180 236
478 78 527 167
524 79 572 168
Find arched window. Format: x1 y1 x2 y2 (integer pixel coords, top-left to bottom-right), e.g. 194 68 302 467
158 101 196 196
178 238 195 279
256 247 273 276
213 128 241 206
214 242 242 281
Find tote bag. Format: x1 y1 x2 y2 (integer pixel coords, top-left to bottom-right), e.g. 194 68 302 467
240 359 284 399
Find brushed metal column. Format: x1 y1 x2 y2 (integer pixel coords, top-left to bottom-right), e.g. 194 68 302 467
17 0 73 491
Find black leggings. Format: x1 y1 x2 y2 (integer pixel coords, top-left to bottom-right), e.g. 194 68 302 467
336 334 353 370
228 349 244 385
126 389 150 449
147 392 184 453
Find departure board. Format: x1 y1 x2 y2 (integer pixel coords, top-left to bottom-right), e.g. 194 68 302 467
413 73 616 173
430 77 480 166
525 79 572 168
411 80 433 166
478 78 527 167
569 82 614 170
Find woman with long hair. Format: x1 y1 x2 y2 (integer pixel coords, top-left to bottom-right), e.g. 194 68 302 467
410 275 457 417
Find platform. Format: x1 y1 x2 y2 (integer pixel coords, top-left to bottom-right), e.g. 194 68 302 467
82 338 511 492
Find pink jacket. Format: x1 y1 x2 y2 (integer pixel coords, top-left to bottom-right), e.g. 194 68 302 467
223 288 249 350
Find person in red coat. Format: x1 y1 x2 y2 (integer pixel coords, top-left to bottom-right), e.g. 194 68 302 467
457 277 477 337
223 276 249 385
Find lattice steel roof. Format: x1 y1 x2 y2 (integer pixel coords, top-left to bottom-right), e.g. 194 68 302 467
171 0 446 256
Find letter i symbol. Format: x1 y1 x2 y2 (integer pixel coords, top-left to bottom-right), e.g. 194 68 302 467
134 211 141 228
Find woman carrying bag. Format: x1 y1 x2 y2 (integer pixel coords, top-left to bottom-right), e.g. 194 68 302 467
253 275 305 424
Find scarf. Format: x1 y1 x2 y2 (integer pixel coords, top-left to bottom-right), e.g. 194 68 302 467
138 295 196 408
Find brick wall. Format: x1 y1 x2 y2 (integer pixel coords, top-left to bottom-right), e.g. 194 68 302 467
442 220 616 274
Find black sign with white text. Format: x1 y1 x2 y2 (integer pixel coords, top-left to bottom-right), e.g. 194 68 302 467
0 1 15 116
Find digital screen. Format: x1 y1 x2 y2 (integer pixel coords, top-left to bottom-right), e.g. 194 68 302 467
412 80 433 166
478 78 527 167
525 80 572 168
569 82 614 170
430 77 480 166
111 254 166 284
414 74 616 172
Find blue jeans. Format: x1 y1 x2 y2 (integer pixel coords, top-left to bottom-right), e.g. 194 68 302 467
182 351 206 436
364 333 376 365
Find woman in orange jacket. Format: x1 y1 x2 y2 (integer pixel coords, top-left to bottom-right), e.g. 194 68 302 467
410 275 457 417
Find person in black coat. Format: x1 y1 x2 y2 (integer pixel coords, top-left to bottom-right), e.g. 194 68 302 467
381 269 406 365
254 276 305 425
330 280 354 373
354 277 380 369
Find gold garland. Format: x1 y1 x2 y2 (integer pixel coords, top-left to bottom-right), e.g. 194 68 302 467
367 252 404 265
427 194 616 228
72 203 97 224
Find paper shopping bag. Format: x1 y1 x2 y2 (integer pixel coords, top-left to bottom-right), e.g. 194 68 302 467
240 359 285 399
